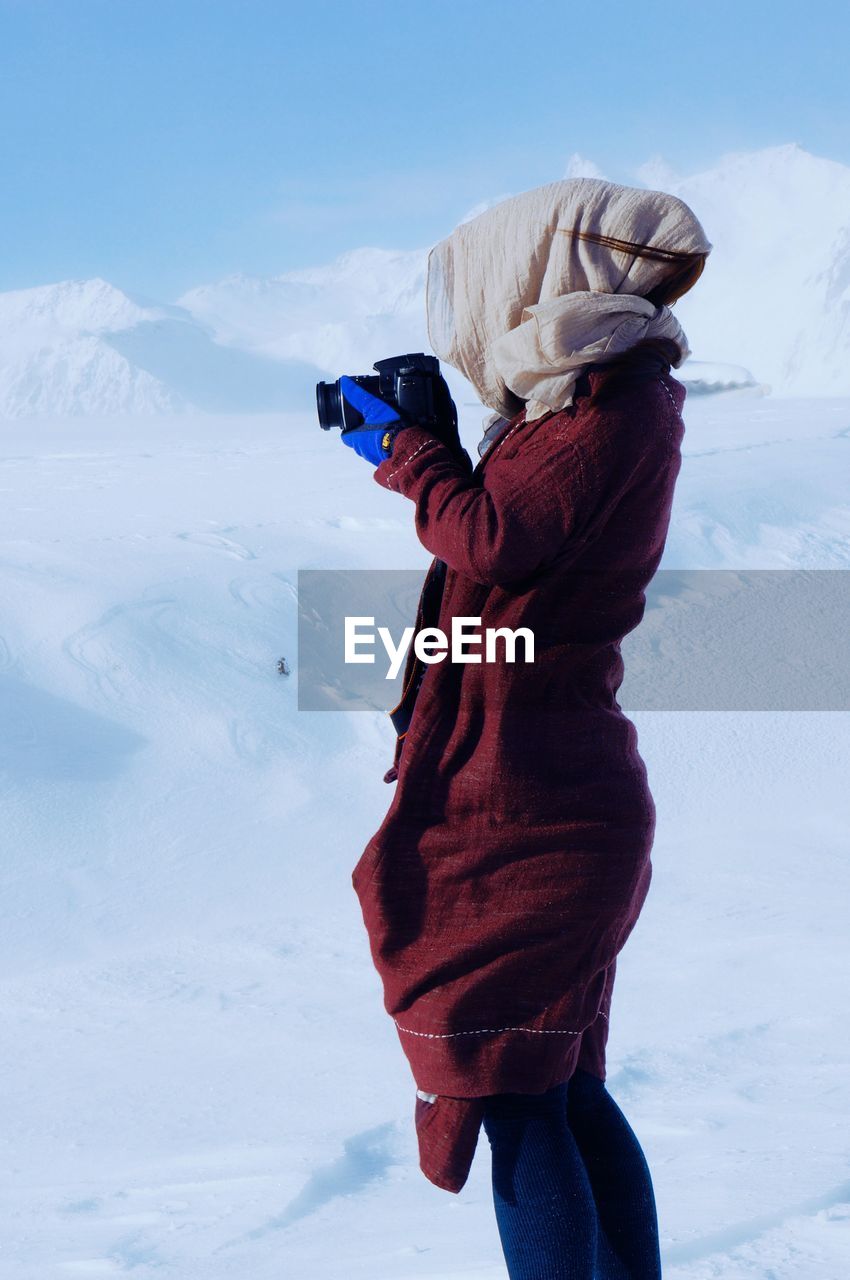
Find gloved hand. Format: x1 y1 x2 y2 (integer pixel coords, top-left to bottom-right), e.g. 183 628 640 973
429 373 471 468
338 377 403 466
338 373 473 473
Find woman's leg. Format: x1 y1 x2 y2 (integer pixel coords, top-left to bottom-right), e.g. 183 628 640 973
481 1082 598 1280
565 1068 662 1279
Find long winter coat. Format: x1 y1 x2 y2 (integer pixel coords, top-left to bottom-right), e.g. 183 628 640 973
351 363 686 1193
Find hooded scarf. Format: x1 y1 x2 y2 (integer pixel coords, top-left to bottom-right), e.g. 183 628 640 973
426 177 712 423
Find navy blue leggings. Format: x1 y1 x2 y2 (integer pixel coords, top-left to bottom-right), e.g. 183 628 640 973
481 1069 662 1280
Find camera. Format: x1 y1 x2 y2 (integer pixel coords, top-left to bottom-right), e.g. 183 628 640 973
316 353 457 436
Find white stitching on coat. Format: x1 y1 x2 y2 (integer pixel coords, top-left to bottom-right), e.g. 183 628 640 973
395 1019 582 1039
487 419 525 457
385 437 441 486
656 375 682 418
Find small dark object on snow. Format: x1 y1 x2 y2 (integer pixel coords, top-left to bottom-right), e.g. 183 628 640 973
277 657 290 676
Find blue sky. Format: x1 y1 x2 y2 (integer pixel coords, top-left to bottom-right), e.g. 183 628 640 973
1 0 847 299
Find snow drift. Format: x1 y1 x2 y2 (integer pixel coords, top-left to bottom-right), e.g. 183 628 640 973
1 395 848 1277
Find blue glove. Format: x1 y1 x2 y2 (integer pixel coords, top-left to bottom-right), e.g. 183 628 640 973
338 376 403 466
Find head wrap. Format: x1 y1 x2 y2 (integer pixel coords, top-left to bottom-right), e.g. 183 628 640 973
426 177 712 421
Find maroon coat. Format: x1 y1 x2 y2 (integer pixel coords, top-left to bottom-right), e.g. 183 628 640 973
351 366 686 1193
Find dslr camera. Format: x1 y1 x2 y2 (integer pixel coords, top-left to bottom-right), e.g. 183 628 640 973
316 353 467 463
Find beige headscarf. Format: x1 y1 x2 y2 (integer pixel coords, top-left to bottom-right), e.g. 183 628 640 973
426 178 712 422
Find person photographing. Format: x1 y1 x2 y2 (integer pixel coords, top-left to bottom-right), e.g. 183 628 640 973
322 177 711 1280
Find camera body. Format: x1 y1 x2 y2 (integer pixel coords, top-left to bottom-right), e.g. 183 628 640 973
316 353 457 435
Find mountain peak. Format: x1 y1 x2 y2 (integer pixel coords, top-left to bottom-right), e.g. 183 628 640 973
2 143 850 415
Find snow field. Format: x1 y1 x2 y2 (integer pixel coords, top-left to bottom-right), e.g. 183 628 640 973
0 394 848 1276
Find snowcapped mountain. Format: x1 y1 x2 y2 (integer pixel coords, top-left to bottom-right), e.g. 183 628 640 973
180 144 848 401
0 278 320 418
0 280 184 416
638 143 850 397
0 143 848 416
179 247 429 376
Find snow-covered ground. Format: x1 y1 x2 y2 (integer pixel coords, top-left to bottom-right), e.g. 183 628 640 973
1 387 848 1278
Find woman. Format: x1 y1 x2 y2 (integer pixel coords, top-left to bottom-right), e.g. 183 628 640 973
341 177 711 1279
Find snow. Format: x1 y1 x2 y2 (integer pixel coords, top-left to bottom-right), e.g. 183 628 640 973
4 143 850 418
179 247 429 377
0 280 319 418
650 144 850 397
673 361 762 397
182 143 850 400
1 388 848 1278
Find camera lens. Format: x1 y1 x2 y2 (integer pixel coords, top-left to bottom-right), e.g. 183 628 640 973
316 380 343 431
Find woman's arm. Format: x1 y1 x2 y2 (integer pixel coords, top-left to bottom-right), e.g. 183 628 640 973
374 399 664 588
372 423 588 587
